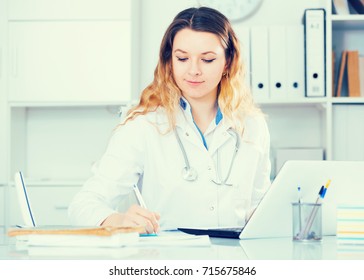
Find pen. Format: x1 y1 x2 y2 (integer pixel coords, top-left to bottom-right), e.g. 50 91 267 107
297 186 302 204
297 186 302 232
133 184 147 209
133 184 159 235
298 179 331 240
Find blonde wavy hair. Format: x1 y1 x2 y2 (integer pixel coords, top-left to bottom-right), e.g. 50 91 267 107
123 7 261 133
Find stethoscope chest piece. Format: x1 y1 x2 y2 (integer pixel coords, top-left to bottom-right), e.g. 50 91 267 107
182 166 198 181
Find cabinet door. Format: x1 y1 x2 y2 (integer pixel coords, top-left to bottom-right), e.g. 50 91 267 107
8 21 131 103
9 186 80 226
0 3 6 183
333 105 364 160
0 186 4 227
0 87 6 183
8 0 131 20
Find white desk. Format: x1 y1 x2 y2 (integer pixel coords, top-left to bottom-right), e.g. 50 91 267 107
0 234 363 260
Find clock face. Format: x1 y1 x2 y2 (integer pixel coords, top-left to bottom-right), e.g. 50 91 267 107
198 0 263 22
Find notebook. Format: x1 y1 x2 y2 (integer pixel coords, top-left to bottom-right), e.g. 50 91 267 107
178 160 364 239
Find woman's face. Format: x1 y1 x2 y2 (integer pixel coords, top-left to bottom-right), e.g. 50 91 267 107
172 28 226 104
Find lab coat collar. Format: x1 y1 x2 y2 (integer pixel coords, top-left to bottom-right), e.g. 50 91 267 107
176 104 235 155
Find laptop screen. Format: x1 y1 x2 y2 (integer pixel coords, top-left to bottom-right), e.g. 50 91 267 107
14 171 36 227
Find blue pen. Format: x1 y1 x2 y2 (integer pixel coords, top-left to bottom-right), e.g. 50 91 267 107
297 186 302 203
298 180 331 240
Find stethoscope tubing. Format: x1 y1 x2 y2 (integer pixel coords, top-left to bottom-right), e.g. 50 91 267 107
174 127 241 185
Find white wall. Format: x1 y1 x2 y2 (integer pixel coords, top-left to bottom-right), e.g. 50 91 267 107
137 0 325 93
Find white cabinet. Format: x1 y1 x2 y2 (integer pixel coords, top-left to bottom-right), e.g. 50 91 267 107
9 185 81 226
0 186 4 227
8 21 131 103
0 0 6 184
8 0 131 20
330 12 364 161
10 105 122 181
1 0 136 229
333 105 364 160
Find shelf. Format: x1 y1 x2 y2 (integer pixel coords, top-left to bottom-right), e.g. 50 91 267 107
9 101 129 108
257 98 328 107
9 180 84 187
332 15 364 29
331 97 364 104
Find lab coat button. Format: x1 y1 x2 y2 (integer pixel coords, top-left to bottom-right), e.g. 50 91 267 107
210 206 215 211
207 166 212 170
186 132 189 136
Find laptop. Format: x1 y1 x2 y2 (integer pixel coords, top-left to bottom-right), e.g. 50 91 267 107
14 171 36 227
14 171 76 229
178 160 364 239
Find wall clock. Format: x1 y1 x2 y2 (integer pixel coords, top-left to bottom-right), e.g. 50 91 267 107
198 0 264 22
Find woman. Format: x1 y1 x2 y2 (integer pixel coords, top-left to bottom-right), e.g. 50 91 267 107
68 6 271 233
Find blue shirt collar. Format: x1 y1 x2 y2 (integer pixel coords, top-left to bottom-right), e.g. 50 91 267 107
179 97 223 125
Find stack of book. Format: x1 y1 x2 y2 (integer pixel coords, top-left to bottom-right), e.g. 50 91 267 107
337 205 364 244
8 226 143 247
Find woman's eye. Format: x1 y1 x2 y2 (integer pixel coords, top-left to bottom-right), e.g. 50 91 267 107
176 57 188 62
202 58 216 63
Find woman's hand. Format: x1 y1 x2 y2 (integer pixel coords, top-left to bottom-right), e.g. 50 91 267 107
101 204 160 233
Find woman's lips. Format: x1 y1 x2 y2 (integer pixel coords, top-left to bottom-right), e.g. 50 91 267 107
186 80 204 86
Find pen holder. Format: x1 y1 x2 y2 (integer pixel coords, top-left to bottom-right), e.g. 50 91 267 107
292 202 322 242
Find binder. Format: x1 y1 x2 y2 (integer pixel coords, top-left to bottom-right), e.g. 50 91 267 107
268 25 287 99
304 9 326 97
250 26 269 101
347 50 361 97
285 25 305 99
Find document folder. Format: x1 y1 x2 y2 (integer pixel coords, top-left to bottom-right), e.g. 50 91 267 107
250 26 269 101
304 9 326 97
268 25 287 99
286 25 305 99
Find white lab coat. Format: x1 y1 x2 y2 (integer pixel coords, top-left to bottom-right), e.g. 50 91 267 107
68 106 271 229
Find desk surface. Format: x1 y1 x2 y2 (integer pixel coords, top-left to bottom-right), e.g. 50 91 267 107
1 234 363 260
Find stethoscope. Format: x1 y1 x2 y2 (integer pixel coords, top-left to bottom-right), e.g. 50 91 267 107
174 128 241 186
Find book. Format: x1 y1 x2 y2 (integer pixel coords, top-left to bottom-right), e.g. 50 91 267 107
348 0 364 14
332 0 351 14
27 246 140 258
8 226 144 237
332 50 336 97
336 50 348 97
347 50 361 97
8 226 143 248
359 56 364 96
